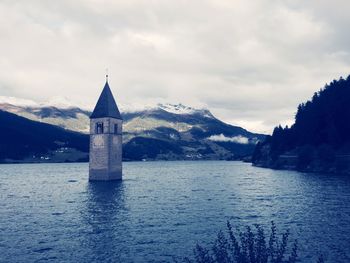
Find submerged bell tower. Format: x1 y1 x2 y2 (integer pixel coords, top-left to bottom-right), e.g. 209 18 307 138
89 75 123 181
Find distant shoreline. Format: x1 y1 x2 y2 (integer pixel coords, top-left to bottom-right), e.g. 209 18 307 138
0 158 246 165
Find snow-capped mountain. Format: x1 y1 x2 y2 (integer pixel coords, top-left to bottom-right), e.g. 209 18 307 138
0 97 213 133
157 103 214 117
0 96 265 161
0 97 91 133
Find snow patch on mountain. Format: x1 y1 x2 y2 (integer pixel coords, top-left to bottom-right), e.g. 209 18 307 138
158 103 196 114
157 103 214 118
40 96 78 109
119 103 156 113
120 102 214 118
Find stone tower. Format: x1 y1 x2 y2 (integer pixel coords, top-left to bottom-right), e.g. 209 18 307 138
89 76 123 181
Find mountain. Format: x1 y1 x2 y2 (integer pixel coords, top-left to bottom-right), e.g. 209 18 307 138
0 110 89 163
0 97 91 133
122 104 265 160
0 99 265 162
252 75 350 173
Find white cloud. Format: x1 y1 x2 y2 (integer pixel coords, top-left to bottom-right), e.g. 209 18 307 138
208 134 250 144
1 0 350 133
0 96 38 107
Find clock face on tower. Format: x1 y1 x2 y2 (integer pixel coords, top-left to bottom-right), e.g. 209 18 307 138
92 135 105 148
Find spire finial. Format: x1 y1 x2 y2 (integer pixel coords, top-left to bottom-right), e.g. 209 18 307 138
105 68 109 83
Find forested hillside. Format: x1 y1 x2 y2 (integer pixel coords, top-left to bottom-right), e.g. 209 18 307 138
253 76 350 173
0 110 89 162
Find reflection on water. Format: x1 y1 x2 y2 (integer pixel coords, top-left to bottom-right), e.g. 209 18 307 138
0 161 349 262
86 181 126 217
82 181 130 262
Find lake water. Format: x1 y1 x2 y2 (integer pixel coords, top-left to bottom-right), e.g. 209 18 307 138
0 161 349 263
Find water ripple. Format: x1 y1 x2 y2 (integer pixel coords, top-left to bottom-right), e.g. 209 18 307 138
0 161 349 262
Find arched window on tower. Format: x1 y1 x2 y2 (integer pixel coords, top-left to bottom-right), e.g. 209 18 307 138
114 124 118 134
96 122 104 134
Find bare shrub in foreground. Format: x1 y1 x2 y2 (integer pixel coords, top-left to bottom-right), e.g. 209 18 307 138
176 221 324 263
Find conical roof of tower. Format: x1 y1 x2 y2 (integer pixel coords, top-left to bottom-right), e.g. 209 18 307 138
90 81 122 119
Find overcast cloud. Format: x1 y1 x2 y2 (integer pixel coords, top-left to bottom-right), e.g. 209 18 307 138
1 0 350 133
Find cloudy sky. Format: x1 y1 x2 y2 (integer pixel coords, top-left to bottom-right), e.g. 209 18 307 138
1 0 350 133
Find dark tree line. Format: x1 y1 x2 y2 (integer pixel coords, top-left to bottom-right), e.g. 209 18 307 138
253 75 350 169
0 110 89 161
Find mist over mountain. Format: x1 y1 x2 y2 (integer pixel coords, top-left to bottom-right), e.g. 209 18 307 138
0 98 265 162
